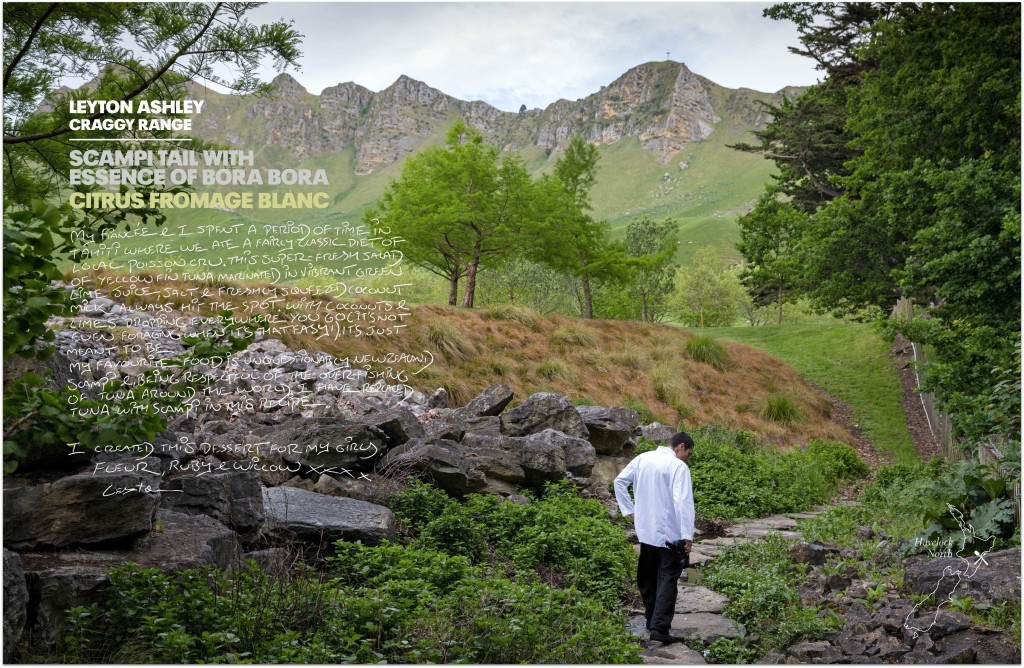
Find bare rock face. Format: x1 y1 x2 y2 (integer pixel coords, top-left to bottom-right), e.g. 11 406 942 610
904 547 1021 605
3 549 28 662
261 486 397 547
462 383 515 417
576 405 640 456
189 61 759 178
18 510 241 650
381 438 485 495
252 418 390 473
160 471 265 537
3 472 160 550
500 392 589 439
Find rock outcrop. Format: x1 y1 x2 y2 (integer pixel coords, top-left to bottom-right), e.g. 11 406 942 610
262 487 397 546
3 290 677 656
190 61 788 175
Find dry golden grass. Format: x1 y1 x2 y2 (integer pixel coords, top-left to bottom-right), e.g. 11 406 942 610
73 270 855 447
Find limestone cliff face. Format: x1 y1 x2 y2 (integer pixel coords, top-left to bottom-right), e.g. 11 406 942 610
191 62 780 173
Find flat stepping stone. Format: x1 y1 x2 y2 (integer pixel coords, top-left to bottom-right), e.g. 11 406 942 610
676 586 729 614
643 643 707 664
730 515 799 531
670 612 745 644
696 536 750 548
785 511 822 520
725 527 803 540
686 550 716 566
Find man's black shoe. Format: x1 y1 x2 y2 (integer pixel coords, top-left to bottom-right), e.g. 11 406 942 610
649 630 684 644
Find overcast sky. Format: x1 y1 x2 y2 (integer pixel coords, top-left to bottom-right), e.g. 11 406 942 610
245 2 822 111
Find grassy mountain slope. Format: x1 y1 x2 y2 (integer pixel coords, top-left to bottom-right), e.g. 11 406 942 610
704 323 917 463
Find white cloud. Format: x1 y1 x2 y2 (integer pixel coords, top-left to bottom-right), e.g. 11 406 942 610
249 2 821 111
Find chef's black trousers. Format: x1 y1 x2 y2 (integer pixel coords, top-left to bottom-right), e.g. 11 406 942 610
637 541 688 634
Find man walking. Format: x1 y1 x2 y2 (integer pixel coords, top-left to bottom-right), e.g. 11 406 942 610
614 432 695 644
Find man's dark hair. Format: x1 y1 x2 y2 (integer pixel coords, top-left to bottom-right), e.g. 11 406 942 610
669 431 694 451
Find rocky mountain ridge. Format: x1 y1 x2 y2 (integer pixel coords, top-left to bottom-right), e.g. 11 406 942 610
189 60 792 175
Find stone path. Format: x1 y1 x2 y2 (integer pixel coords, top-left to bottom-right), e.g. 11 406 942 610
630 505 831 664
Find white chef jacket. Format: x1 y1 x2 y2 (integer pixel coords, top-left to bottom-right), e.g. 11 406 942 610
614 445 695 547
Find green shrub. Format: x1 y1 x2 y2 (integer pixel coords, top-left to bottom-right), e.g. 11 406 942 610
678 427 867 521
417 506 490 562
702 535 833 656
806 440 871 479
685 335 730 370
758 393 801 424
62 546 642 665
799 505 876 545
633 436 659 456
389 478 456 532
705 637 760 664
550 325 599 347
913 453 1021 553
404 481 636 605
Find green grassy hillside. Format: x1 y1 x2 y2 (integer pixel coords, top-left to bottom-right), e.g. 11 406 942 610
702 323 918 464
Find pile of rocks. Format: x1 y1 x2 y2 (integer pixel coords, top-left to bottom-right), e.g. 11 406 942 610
765 544 1021 664
3 292 665 657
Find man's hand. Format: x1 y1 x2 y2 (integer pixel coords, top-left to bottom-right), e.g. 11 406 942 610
683 539 692 555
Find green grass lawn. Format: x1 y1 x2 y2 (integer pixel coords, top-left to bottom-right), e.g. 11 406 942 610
703 322 919 464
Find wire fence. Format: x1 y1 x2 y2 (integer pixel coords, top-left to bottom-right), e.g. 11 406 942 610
891 297 1020 522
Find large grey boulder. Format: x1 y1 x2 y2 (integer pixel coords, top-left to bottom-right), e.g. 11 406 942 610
381 438 485 494
500 393 589 439
903 547 1020 605
589 455 631 488
576 406 639 456
356 407 424 447
523 429 595 478
4 472 160 550
254 418 389 472
640 422 676 445
422 413 467 442
463 415 503 437
19 510 241 650
460 442 526 484
462 383 515 417
3 548 28 662
262 486 396 546
160 471 264 536
462 432 567 488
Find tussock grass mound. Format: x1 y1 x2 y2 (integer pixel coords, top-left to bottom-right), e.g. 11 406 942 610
75 270 854 446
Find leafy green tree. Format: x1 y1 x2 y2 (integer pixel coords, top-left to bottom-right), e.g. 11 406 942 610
623 216 678 322
4 2 302 204
759 2 1020 441
368 121 538 308
2 2 302 361
476 256 572 315
539 136 620 319
736 191 807 324
731 4 897 212
669 247 744 328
